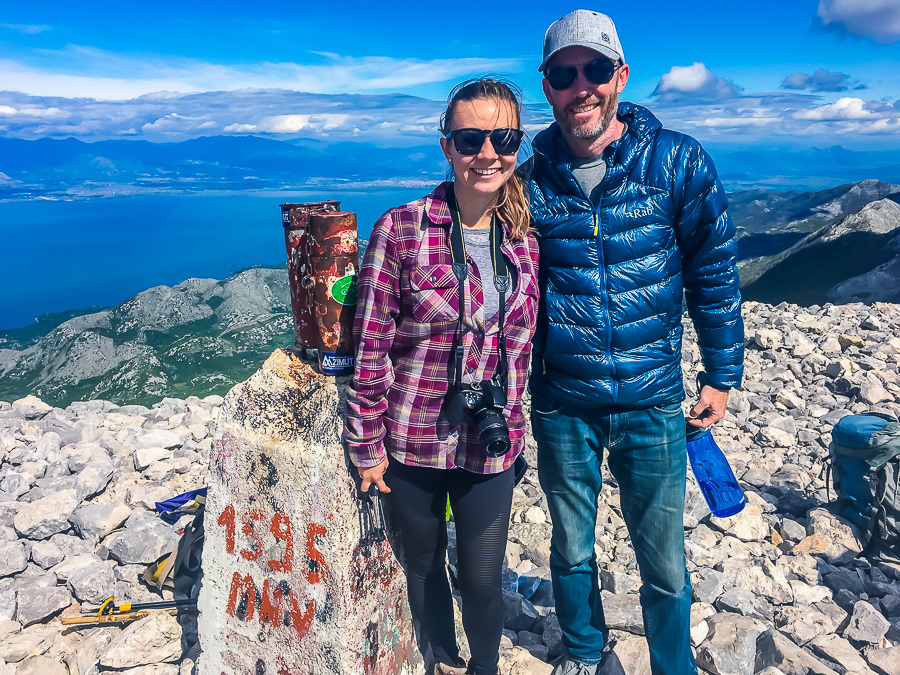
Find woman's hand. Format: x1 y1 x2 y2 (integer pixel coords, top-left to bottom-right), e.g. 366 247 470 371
358 458 391 493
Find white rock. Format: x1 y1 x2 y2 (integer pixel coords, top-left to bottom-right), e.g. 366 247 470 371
709 503 769 542
13 489 81 540
12 396 51 411
99 610 183 669
754 329 782 349
133 447 174 471
523 506 547 524
134 430 185 451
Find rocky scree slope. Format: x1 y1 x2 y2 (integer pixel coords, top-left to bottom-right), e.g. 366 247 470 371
2 300 900 673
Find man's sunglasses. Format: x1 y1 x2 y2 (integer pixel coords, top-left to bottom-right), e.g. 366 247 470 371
545 58 619 91
445 127 525 156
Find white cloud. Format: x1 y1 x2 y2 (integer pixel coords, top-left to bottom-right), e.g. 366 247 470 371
0 48 521 100
795 97 876 120
260 113 354 133
692 117 778 128
0 23 51 34
859 118 900 133
817 0 900 44
652 63 742 104
141 113 218 136
0 104 69 118
224 123 257 133
650 90 900 146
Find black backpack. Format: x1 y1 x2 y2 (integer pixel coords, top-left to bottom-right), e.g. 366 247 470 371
829 412 900 552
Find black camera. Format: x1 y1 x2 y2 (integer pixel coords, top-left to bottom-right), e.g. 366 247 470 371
445 380 511 457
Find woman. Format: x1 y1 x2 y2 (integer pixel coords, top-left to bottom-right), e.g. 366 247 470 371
344 78 539 675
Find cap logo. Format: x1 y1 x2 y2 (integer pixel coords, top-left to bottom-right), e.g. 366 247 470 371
602 32 610 43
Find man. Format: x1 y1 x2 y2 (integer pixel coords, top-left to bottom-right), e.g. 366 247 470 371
526 9 744 675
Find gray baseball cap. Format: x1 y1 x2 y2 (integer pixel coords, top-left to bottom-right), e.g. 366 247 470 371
539 9 624 72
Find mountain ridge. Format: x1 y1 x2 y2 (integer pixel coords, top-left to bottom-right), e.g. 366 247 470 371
740 196 900 305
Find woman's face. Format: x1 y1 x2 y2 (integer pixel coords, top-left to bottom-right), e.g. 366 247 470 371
440 97 519 201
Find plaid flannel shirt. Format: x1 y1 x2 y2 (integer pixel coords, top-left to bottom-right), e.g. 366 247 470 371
344 182 540 474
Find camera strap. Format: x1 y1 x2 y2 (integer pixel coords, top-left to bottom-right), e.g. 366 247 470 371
446 185 511 392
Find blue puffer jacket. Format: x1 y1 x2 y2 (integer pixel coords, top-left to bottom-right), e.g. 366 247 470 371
528 102 744 408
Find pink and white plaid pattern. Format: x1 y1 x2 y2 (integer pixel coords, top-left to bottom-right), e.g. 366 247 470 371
344 182 540 474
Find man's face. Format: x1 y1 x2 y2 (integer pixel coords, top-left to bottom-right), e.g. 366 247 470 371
542 46 629 141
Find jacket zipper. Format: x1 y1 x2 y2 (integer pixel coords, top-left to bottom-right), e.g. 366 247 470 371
567 161 616 399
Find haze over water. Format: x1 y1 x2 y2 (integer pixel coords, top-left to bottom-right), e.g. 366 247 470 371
0 189 421 331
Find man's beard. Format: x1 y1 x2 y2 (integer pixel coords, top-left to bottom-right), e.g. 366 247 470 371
559 76 620 140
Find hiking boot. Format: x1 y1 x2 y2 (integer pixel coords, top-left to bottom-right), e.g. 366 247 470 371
552 642 625 675
551 658 597 675
434 663 467 675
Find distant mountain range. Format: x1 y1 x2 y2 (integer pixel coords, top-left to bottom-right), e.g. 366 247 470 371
740 190 900 305
0 135 445 199
0 178 897 408
3 136 900 200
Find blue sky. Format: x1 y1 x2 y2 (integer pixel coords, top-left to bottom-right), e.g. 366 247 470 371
1 0 899 149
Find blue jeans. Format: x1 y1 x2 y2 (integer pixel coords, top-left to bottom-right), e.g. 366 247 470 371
531 395 696 675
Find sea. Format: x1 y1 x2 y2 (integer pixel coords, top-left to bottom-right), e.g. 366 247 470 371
0 189 423 332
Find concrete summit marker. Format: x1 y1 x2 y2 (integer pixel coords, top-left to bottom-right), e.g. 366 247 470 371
197 349 422 675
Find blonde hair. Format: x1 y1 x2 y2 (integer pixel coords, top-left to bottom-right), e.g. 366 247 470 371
439 78 531 242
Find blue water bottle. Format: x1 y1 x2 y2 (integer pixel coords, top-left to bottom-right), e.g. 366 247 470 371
686 424 745 518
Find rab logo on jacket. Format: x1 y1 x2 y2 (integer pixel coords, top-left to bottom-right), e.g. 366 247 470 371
626 205 654 219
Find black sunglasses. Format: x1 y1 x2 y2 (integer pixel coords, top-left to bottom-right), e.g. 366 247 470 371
445 127 524 156
546 58 618 91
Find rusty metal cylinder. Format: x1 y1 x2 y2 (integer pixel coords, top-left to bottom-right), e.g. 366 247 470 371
307 211 358 376
281 200 342 351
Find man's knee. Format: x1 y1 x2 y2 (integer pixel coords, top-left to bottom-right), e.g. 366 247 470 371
639 560 689 597
549 542 597 574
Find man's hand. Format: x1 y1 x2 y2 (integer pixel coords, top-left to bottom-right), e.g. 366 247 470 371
687 385 729 429
358 457 391 493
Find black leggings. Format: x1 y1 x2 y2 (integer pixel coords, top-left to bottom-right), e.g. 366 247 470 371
385 456 514 675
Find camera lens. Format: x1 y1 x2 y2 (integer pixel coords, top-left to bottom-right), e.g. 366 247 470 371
473 408 511 457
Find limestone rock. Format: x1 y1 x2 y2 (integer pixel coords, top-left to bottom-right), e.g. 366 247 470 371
67 559 116 604
73 626 120 675
15 585 72 626
126 485 173 510
807 634 875 675
755 629 839 675
0 625 56 663
14 655 67 675
715 588 774 623
13 489 80 540
0 542 27 578
133 447 174 471
696 612 765 675
844 600 891 644
603 593 644 635
499 646 553 675
866 646 900 675
99 610 183 669
28 540 65 569
69 501 131 541
610 634 651 675
135 430 185 451
709 503 769 542
106 517 179 565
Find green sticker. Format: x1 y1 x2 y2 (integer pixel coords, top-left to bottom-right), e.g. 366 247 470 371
331 274 358 305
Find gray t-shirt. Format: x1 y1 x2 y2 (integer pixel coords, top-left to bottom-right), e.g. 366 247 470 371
571 154 606 206
569 122 628 206
461 225 517 375
462 226 499 321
